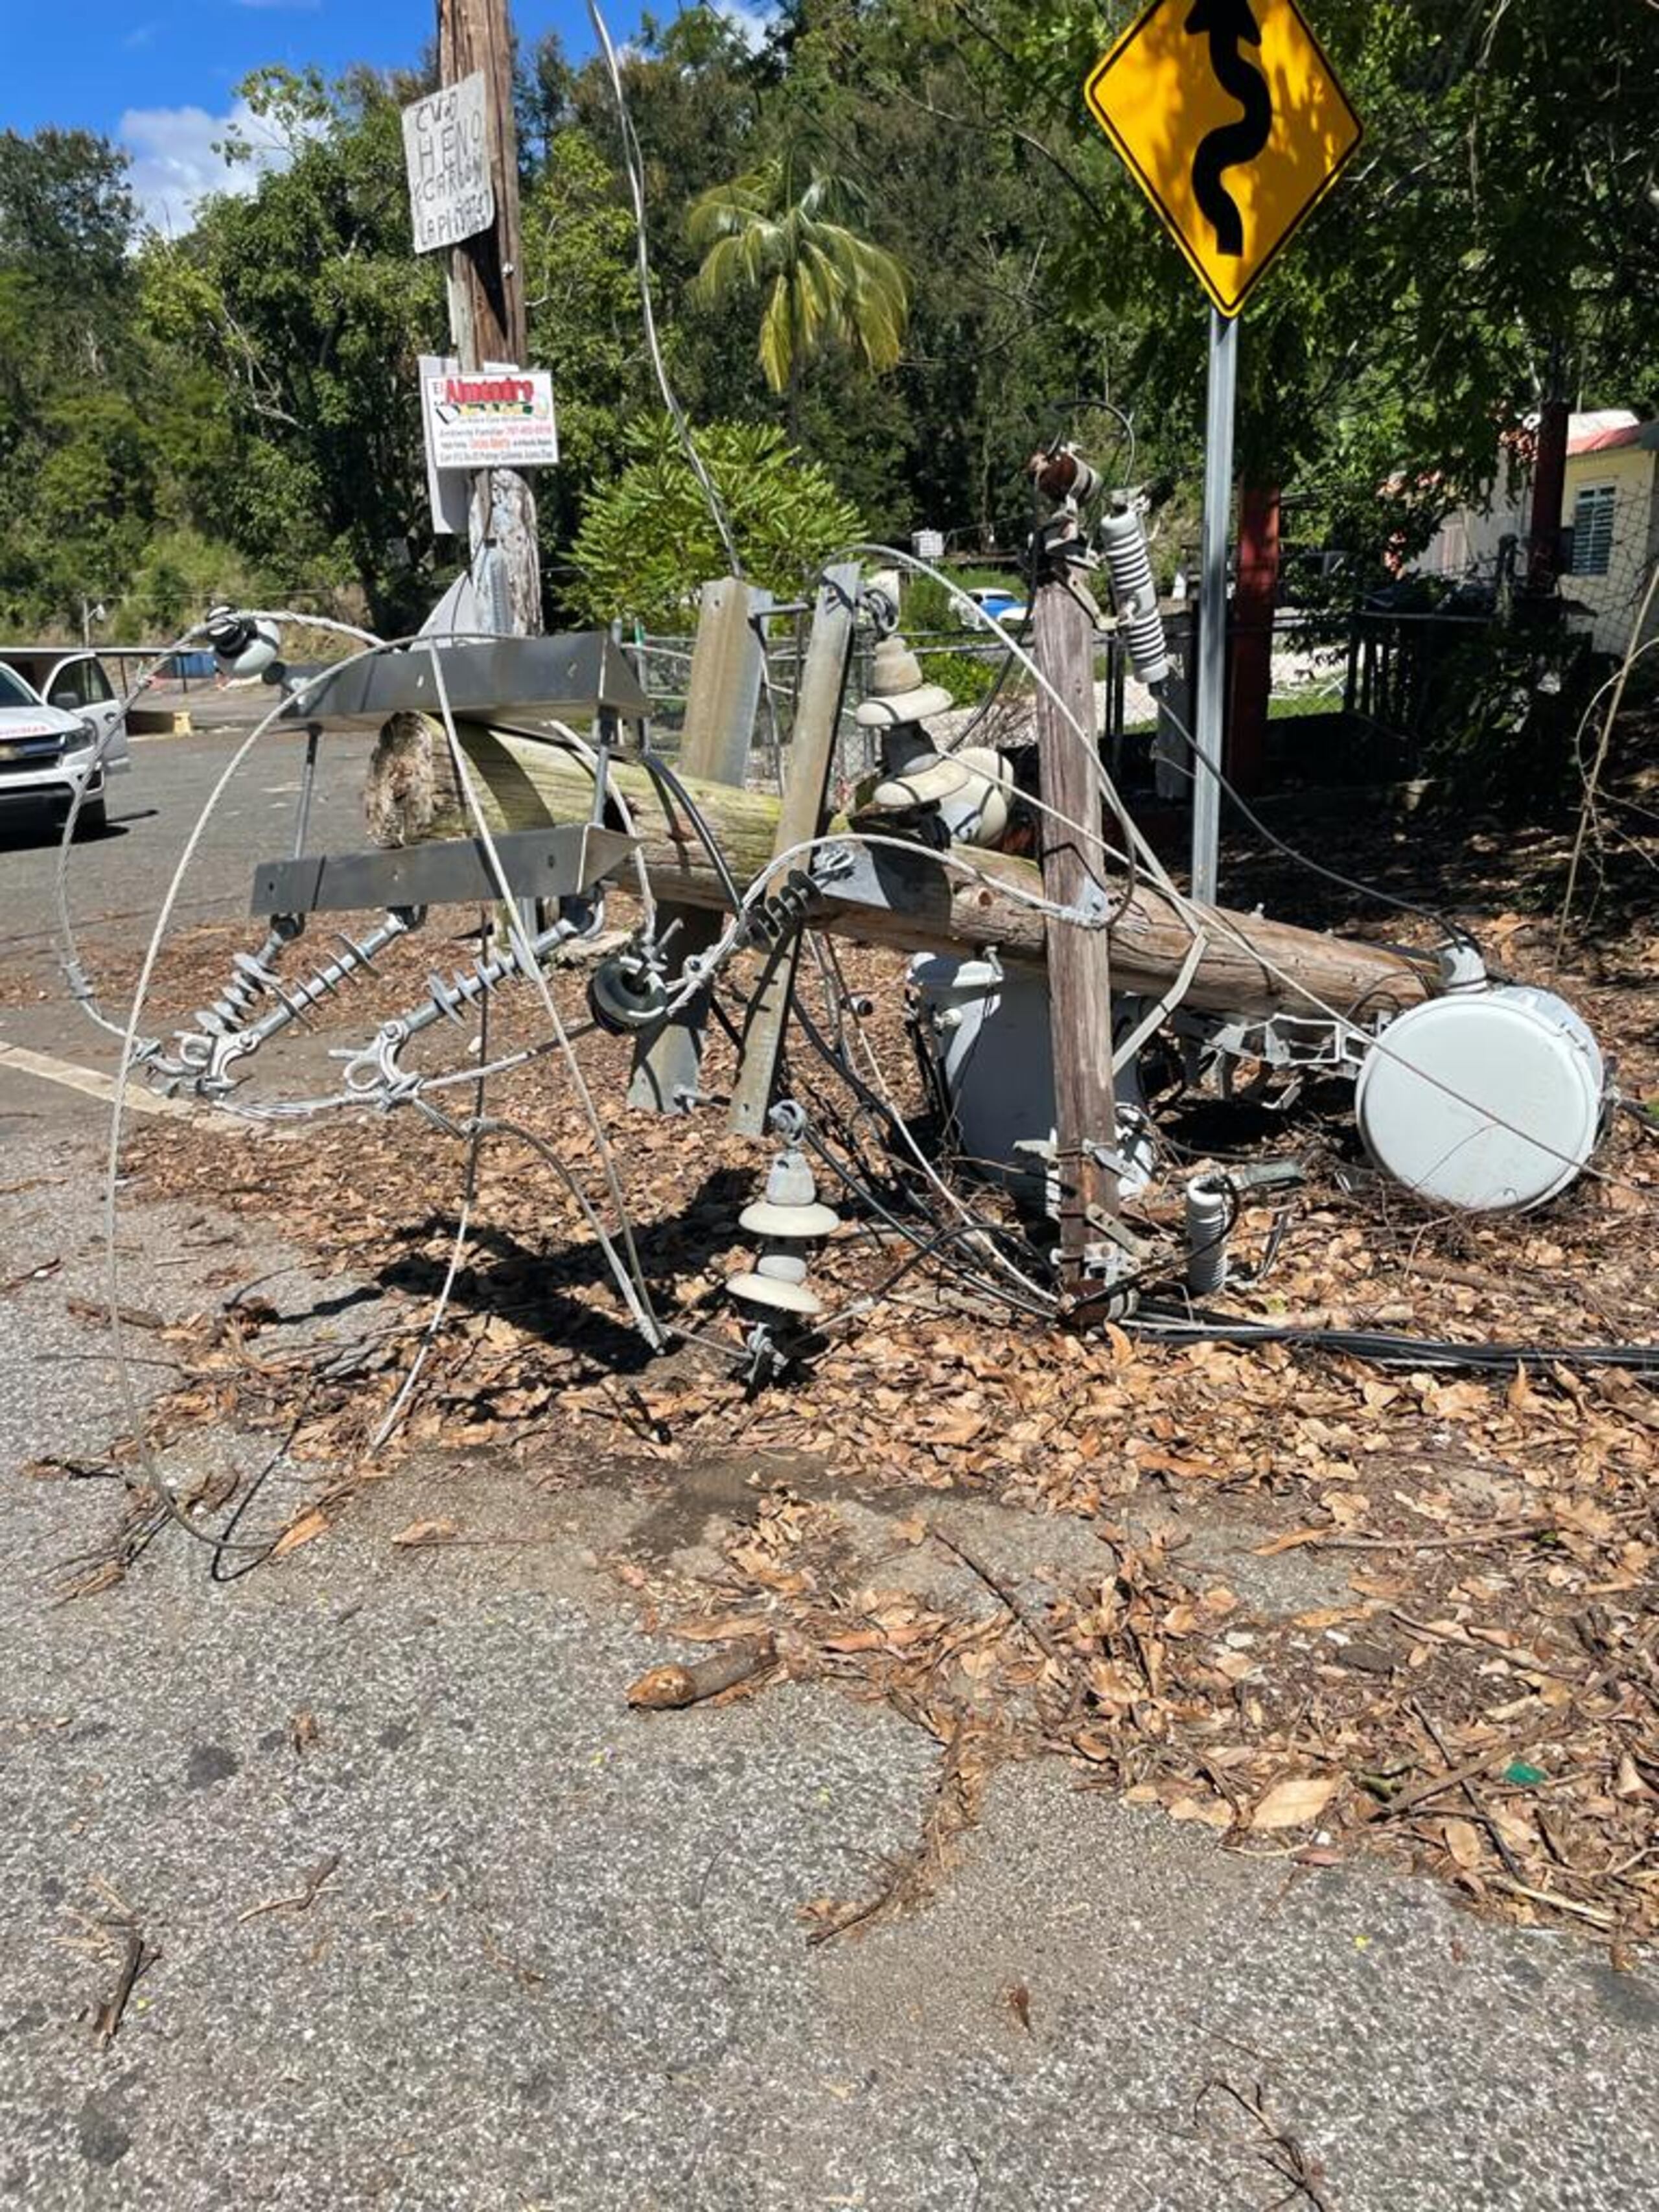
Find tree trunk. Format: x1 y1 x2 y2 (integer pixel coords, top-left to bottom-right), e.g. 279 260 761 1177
365 712 1437 1023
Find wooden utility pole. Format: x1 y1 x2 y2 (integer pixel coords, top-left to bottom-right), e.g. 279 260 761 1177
437 0 540 634
365 712 1439 1020
1030 542 1122 1288
629 576 771 1113
727 563 860 1137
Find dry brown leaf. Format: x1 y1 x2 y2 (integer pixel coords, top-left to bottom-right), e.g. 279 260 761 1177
1250 1776 1337 1831
1253 1527 1330 1557
270 1508 329 1558
1443 1817 1483 1870
1616 1754 1653 1800
391 1518 459 1548
669 1614 775 1643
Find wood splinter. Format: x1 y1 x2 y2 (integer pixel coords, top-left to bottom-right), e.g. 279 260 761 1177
92 1925 156 2049
626 1636 777 1711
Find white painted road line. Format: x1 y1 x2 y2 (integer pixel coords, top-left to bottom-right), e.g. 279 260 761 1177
0 1042 198 1121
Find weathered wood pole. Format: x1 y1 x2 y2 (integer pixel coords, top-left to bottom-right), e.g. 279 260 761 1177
364 716 1437 1021
727 563 860 1138
1031 558 1120 1284
437 0 540 634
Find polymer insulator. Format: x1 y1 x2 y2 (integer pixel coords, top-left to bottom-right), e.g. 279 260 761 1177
239 914 413 1049
1100 506 1171 687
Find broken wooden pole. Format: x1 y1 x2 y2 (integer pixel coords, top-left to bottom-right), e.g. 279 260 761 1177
1031 557 1120 1285
628 576 771 1113
365 714 1437 1023
727 562 860 1138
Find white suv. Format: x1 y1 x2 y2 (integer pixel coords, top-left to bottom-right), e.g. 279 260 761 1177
0 649 132 835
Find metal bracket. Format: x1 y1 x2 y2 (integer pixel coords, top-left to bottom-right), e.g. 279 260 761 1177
1083 1204 1148 1264
275 632 652 725
250 825 636 918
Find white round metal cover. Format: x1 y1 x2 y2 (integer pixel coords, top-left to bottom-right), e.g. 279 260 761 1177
738 1200 841 1238
1355 988 1603 1211
727 1271 825 1316
909 953 1003 995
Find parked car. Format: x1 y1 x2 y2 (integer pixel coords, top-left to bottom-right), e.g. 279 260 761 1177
960 586 1030 633
0 648 132 835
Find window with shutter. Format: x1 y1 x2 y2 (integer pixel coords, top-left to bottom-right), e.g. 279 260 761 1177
1568 485 1616 576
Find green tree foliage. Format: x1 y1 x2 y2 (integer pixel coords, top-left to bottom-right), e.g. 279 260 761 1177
689 157 909 406
568 419 861 625
139 67 447 629
2 4 1656 637
0 129 152 625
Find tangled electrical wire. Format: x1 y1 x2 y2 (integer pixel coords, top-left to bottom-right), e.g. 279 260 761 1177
49 9 1659 1577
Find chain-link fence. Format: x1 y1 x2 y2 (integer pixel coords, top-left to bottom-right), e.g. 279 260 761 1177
629 544 1653 802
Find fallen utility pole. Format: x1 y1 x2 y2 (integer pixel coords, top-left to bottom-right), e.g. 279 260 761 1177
1030 542 1120 1285
366 714 1436 1023
437 0 540 635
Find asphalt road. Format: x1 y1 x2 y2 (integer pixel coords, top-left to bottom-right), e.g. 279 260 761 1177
0 716 375 999
1 735 1655 2211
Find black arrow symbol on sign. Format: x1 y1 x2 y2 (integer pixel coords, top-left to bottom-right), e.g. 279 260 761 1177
1185 0 1272 256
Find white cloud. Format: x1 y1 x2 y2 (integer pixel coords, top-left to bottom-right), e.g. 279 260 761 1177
708 1 776 52
119 99 294 237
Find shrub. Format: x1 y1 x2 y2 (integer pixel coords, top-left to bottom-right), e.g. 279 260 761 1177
568 418 863 627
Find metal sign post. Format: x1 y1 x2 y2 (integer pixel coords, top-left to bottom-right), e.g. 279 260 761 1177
1084 0 1364 903
1192 308 1237 907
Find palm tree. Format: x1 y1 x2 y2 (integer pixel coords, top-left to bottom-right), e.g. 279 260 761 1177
687 157 909 423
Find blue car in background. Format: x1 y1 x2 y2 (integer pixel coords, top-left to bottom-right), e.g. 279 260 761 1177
961 587 1029 632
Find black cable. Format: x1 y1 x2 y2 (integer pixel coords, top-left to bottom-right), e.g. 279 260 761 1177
791 984 1057 1281
840 1216 1062 1318
1127 1309 1659 1375
637 748 747 915
1158 699 1479 954
798 1124 1057 1321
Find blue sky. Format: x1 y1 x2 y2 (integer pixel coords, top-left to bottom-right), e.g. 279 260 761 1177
5 1 768 231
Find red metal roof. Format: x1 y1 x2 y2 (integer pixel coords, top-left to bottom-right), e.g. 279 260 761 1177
1567 410 1649 456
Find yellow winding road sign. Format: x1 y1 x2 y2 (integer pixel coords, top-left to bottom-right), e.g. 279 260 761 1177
1084 0 1362 318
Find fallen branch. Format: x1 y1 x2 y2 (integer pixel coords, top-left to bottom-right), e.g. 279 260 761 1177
92 1924 156 2048
1487 1876 1618 1929
626 1637 777 1710
237 1852 341 1925
1196 2077 1334 2212
1362 1712 1567 1823
1410 1696 1523 1880
929 1524 1069 1672
1284 1518 1561 1555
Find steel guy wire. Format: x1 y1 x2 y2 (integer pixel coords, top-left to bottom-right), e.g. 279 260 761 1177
420 635 666 1348
587 0 745 583
370 929 491 1452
